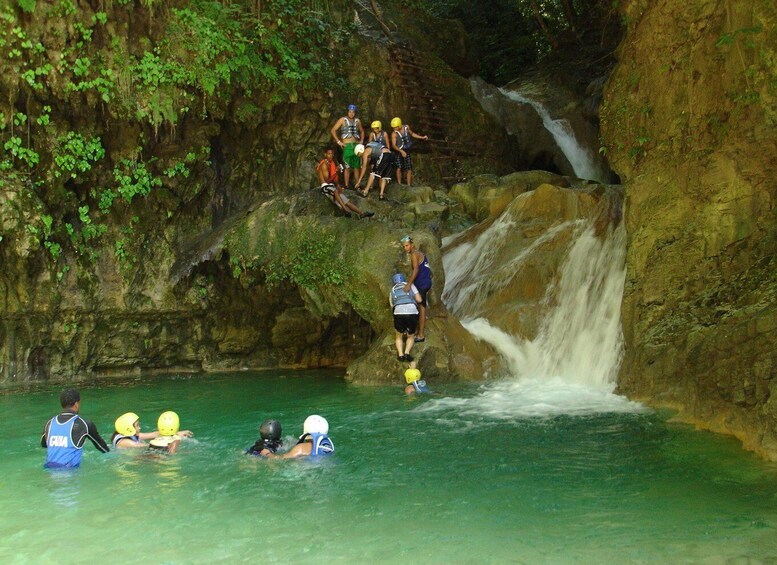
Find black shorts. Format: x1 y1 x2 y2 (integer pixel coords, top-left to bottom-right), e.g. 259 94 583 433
393 314 419 335
372 152 395 179
417 286 430 308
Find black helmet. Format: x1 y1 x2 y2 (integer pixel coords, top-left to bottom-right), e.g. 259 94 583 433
259 419 282 441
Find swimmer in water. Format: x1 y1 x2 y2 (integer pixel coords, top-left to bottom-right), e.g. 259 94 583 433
112 412 193 449
148 411 193 454
246 419 283 456
404 362 430 395
270 415 334 459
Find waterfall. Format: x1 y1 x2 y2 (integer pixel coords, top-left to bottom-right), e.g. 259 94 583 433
469 77 610 184
432 206 641 417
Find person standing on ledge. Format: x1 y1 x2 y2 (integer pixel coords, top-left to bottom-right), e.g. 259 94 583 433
41 389 110 468
401 235 432 342
390 117 428 186
330 104 364 190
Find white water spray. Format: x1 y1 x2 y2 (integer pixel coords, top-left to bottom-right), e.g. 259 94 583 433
434 209 640 417
469 77 609 184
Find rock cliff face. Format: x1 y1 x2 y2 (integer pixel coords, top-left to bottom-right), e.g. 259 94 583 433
601 0 777 457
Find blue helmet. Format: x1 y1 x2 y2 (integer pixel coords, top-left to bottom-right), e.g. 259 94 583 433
392 273 406 285
347 104 357 112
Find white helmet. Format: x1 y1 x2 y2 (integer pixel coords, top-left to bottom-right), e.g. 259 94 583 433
354 143 365 156
303 415 329 435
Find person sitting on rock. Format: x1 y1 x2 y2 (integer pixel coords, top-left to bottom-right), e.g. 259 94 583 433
316 147 374 219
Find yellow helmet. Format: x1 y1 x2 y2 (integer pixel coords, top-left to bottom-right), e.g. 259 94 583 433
391 117 402 128
371 120 382 130
157 411 180 436
115 412 139 436
404 368 422 384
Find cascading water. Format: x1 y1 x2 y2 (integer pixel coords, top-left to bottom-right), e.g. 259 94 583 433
429 196 641 417
469 77 610 184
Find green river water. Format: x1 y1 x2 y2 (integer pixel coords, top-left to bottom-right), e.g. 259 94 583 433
2 371 777 564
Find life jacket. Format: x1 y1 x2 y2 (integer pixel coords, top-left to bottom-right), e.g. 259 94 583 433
415 253 432 290
45 415 83 468
411 379 430 393
391 283 417 313
309 432 335 456
340 117 360 140
112 433 141 448
318 158 338 184
397 126 413 151
367 141 384 164
297 432 335 456
371 131 388 150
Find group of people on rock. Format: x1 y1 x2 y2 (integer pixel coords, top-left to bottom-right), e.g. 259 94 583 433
40 388 335 469
318 104 428 212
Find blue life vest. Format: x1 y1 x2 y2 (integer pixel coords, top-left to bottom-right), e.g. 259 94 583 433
391 284 417 313
411 379 430 394
397 126 413 151
45 415 82 468
415 254 432 290
341 117 360 139
309 433 335 456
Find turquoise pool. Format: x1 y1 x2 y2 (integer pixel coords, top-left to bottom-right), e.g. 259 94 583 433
2 371 777 564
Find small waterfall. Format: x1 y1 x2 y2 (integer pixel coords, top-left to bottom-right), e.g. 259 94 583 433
434 204 639 417
469 77 610 184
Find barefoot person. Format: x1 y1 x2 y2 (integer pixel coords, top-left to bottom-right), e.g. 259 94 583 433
389 272 422 362
354 142 395 200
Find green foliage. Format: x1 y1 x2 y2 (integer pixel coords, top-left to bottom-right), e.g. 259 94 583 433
113 159 163 204
16 0 36 13
53 132 105 179
229 219 353 291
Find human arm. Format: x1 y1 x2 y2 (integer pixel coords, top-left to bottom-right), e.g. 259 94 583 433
330 118 344 146
116 437 148 449
355 150 370 187
392 131 406 156
408 125 429 141
84 420 110 453
41 419 50 448
316 159 328 184
275 442 311 459
357 120 365 143
404 251 421 292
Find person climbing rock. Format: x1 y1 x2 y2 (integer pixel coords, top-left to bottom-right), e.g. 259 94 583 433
400 235 432 342
316 147 374 219
41 389 110 468
390 117 428 186
389 272 423 362
330 104 364 189
354 142 395 200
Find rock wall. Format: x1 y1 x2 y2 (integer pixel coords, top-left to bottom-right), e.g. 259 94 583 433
601 0 777 457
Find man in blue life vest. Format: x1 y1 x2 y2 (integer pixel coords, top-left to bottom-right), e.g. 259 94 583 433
41 389 110 468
